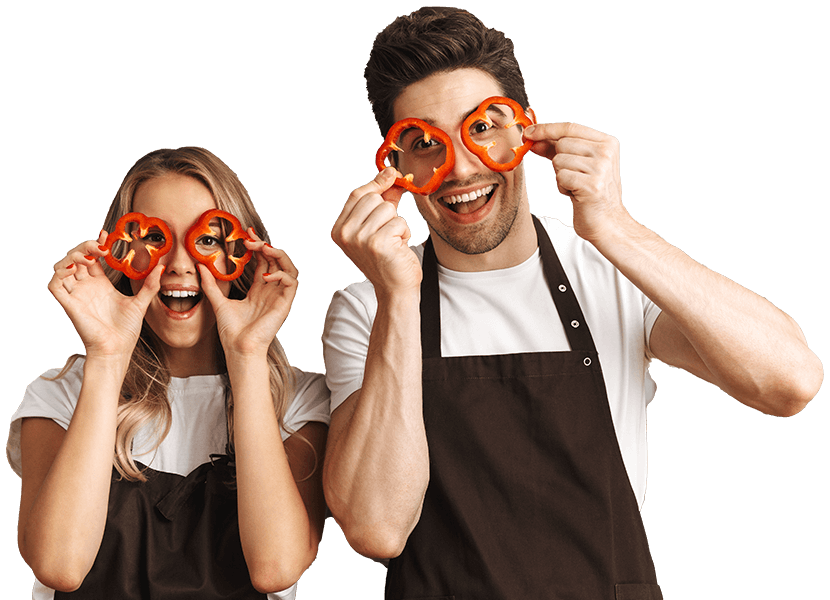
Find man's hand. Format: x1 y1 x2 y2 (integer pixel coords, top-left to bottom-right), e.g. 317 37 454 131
332 167 422 299
524 123 627 244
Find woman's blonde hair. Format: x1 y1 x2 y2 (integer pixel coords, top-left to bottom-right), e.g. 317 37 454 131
67 147 295 481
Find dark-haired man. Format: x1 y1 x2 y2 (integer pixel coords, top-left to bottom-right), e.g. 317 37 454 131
322 7 822 599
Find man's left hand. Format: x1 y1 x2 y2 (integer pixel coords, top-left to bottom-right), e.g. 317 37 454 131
524 122 627 244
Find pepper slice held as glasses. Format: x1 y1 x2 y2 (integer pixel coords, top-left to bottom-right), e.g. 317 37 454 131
184 209 253 281
376 118 456 196
461 96 535 172
103 212 173 280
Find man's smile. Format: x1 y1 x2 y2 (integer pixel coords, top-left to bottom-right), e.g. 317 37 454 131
438 184 496 214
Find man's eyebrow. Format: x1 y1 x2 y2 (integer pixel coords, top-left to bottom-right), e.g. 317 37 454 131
402 102 505 129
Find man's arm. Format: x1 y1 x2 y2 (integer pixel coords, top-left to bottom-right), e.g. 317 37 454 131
524 123 823 414
324 168 430 559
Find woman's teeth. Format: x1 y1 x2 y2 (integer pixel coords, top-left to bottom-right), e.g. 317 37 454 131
160 290 200 313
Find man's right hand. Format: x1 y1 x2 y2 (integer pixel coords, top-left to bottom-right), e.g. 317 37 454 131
332 168 423 299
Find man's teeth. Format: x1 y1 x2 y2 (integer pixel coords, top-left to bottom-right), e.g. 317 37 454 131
161 290 199 298
443 185 494 205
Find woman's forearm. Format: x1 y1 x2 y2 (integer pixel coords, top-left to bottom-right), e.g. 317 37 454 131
229 356 321 593
19 355 128 591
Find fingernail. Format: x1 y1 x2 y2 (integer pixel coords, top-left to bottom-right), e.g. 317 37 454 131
84 255 95 261
67 263 76 269
98 245 108 252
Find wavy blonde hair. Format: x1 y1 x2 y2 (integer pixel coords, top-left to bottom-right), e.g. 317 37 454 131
63 147 295 481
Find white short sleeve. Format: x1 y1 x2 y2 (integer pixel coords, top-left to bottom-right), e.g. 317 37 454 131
282 368 331 437
6 359 83 476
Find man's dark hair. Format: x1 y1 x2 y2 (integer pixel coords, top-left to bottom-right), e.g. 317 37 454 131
365 6 530 136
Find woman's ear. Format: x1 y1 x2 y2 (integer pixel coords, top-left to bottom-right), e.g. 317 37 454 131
526 107 537 125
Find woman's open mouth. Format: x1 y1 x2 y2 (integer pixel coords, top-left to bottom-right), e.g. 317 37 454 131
159 289 202 314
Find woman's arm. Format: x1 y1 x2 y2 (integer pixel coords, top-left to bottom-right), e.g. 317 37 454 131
19 238 161 591
202 237 324 592
229 356 327 593
19 357 126 591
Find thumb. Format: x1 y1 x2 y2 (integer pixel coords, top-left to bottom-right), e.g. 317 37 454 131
134 265 164 309
198 264 226 309
376 167 406 208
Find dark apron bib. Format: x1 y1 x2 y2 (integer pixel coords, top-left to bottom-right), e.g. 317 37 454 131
385 216 662 600
56 455 266 600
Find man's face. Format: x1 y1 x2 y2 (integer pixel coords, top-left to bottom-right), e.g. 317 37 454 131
392 68 528 259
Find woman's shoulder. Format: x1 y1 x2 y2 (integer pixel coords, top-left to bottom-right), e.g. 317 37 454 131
7 356 87 476
284 367 330 434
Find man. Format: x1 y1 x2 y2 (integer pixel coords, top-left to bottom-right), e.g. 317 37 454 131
322 7 822 599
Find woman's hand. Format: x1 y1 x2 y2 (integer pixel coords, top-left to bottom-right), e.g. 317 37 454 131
47 231 162 360
200 231 299 358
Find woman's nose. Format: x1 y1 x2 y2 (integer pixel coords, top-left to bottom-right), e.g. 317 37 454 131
160 238 197 276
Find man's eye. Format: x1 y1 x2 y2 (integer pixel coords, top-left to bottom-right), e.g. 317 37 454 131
470 121 493 136
414 137 440 151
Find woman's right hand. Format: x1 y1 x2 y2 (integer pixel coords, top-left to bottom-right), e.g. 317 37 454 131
48 231 163 359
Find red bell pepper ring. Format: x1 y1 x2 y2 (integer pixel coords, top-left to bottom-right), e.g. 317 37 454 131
103 212 173 279
376 118 456 196
461 96 535 172
184 209 253 281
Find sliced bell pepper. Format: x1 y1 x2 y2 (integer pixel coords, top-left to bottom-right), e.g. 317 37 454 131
184 209 252 281
461 96 535 172
103 212 173 279
376 118 456 196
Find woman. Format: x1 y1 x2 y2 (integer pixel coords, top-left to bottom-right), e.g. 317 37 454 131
7 147 329 599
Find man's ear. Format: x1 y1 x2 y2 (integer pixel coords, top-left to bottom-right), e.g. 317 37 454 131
526 107 537 125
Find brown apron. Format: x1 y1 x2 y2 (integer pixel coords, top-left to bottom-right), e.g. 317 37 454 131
55 454 266 599
385 216 662 600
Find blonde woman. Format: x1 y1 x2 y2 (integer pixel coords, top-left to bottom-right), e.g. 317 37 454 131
7 147 329 599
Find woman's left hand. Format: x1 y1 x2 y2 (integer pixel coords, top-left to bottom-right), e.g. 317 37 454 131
200 230 298 357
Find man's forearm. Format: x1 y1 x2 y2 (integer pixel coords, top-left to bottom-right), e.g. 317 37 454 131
592 212 822 415
323 288 429 559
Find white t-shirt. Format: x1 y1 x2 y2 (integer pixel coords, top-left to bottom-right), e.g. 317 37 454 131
7 357 330 600
322 216 662 508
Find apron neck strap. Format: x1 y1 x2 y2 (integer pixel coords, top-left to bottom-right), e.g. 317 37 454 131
420 215 598 359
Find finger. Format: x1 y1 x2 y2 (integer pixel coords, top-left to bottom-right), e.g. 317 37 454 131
555 169 596 199
48 266 76 299
552 153 594 176
335 193 399 250
260 249 300 285
133 264 164 308
197 264 226 308
552 137 603 159
523 122 610 144
335 168 400 233
376 214 413 248
262 269 299 293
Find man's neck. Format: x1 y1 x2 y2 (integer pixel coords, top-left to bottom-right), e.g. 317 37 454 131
431 207 538 272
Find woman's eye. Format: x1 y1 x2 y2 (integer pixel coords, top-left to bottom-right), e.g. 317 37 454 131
141 232 167 247
197 235 222 249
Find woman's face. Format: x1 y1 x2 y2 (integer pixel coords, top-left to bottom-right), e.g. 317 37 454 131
129 173 232 367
